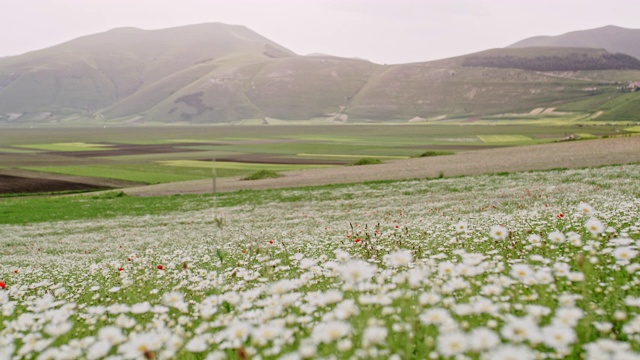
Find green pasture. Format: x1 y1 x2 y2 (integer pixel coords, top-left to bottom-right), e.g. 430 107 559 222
0 124 631 148
16 142 113 152
186 142 378 155
0 180 368 225
21 160 330 184
556 91 640 121
297 153 409 159
574 133 598 139
95 151 239 163
477 135 533 143
158 160 331 172
189 143 423 158
21 164 212 184
0 147 43 154
278 133 484 147
1 124 636 194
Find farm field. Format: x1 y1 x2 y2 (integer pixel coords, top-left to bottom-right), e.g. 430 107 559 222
0 122 635 195
1 164 639 359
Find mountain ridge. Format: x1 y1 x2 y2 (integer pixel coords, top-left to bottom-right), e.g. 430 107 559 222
508 25 640 59
1 23 639 124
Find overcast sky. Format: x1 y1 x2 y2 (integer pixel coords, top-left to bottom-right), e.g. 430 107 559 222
2 0 637 64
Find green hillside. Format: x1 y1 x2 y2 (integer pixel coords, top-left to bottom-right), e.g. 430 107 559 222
1 23 639 124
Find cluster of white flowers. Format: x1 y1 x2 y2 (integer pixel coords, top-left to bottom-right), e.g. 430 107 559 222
0 164 639 359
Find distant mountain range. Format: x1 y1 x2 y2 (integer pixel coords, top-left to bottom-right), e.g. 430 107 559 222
508 25 640 59
1 23 639 124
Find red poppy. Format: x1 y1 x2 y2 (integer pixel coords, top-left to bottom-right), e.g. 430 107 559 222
0 281 5 289
355 238 361 243
13 270 18 274
118 267 124 272
269 240 274 244
157 265 164 270
556 213 565 219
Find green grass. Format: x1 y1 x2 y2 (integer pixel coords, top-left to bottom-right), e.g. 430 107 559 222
2 161 640 359
413 150 455 157
209 142 382 155
0 192 208 224
477 135 533 143
297 153 408 159
16 142 113 152
1 163 638 226
0 179 406 225
0 124 635 196
557 91 640 120
242 170 282 180
0 147 43 154
20 161 326 185
350 158 383 166
158 160 330 172
21 164 213 184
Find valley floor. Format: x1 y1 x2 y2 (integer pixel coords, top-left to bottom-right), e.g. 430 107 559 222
123 135 640 196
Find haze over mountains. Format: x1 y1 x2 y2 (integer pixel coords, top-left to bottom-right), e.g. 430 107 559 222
1 23 639 125
508 25 640 59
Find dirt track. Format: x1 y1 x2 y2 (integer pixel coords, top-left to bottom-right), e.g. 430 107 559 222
122 136 640 196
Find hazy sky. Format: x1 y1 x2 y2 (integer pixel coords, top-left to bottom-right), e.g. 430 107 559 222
2 0 637 64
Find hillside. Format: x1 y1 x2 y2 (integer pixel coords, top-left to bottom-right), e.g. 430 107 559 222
463 48 640 71
0 23 295 122
508 25 640 59
1 23 639 124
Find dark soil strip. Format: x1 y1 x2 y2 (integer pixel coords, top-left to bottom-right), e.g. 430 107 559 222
45 144 205 158
0 175 110 194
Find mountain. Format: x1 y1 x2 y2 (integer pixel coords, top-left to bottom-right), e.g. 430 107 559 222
1 23 639 124
508 25 640 59
0 23 295 122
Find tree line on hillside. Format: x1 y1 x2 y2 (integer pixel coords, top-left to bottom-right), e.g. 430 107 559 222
462 52 640 71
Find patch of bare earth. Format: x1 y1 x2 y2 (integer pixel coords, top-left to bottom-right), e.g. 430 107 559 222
0 169 142 193
123 136 640 196
0 175 111 195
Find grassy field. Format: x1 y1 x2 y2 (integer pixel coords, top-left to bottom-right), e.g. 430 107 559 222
477 135 533 143
19 162 329 185
159 160 331 172
20 164 214 184
16 142 114 152
1 164 639 359
0 123 636 193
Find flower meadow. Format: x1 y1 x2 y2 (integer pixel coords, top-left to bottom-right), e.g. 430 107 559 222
1 164 640 360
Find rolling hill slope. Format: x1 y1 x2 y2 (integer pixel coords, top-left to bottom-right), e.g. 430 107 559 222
0 23 295 122
508 25 640 59
1 23 639 124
